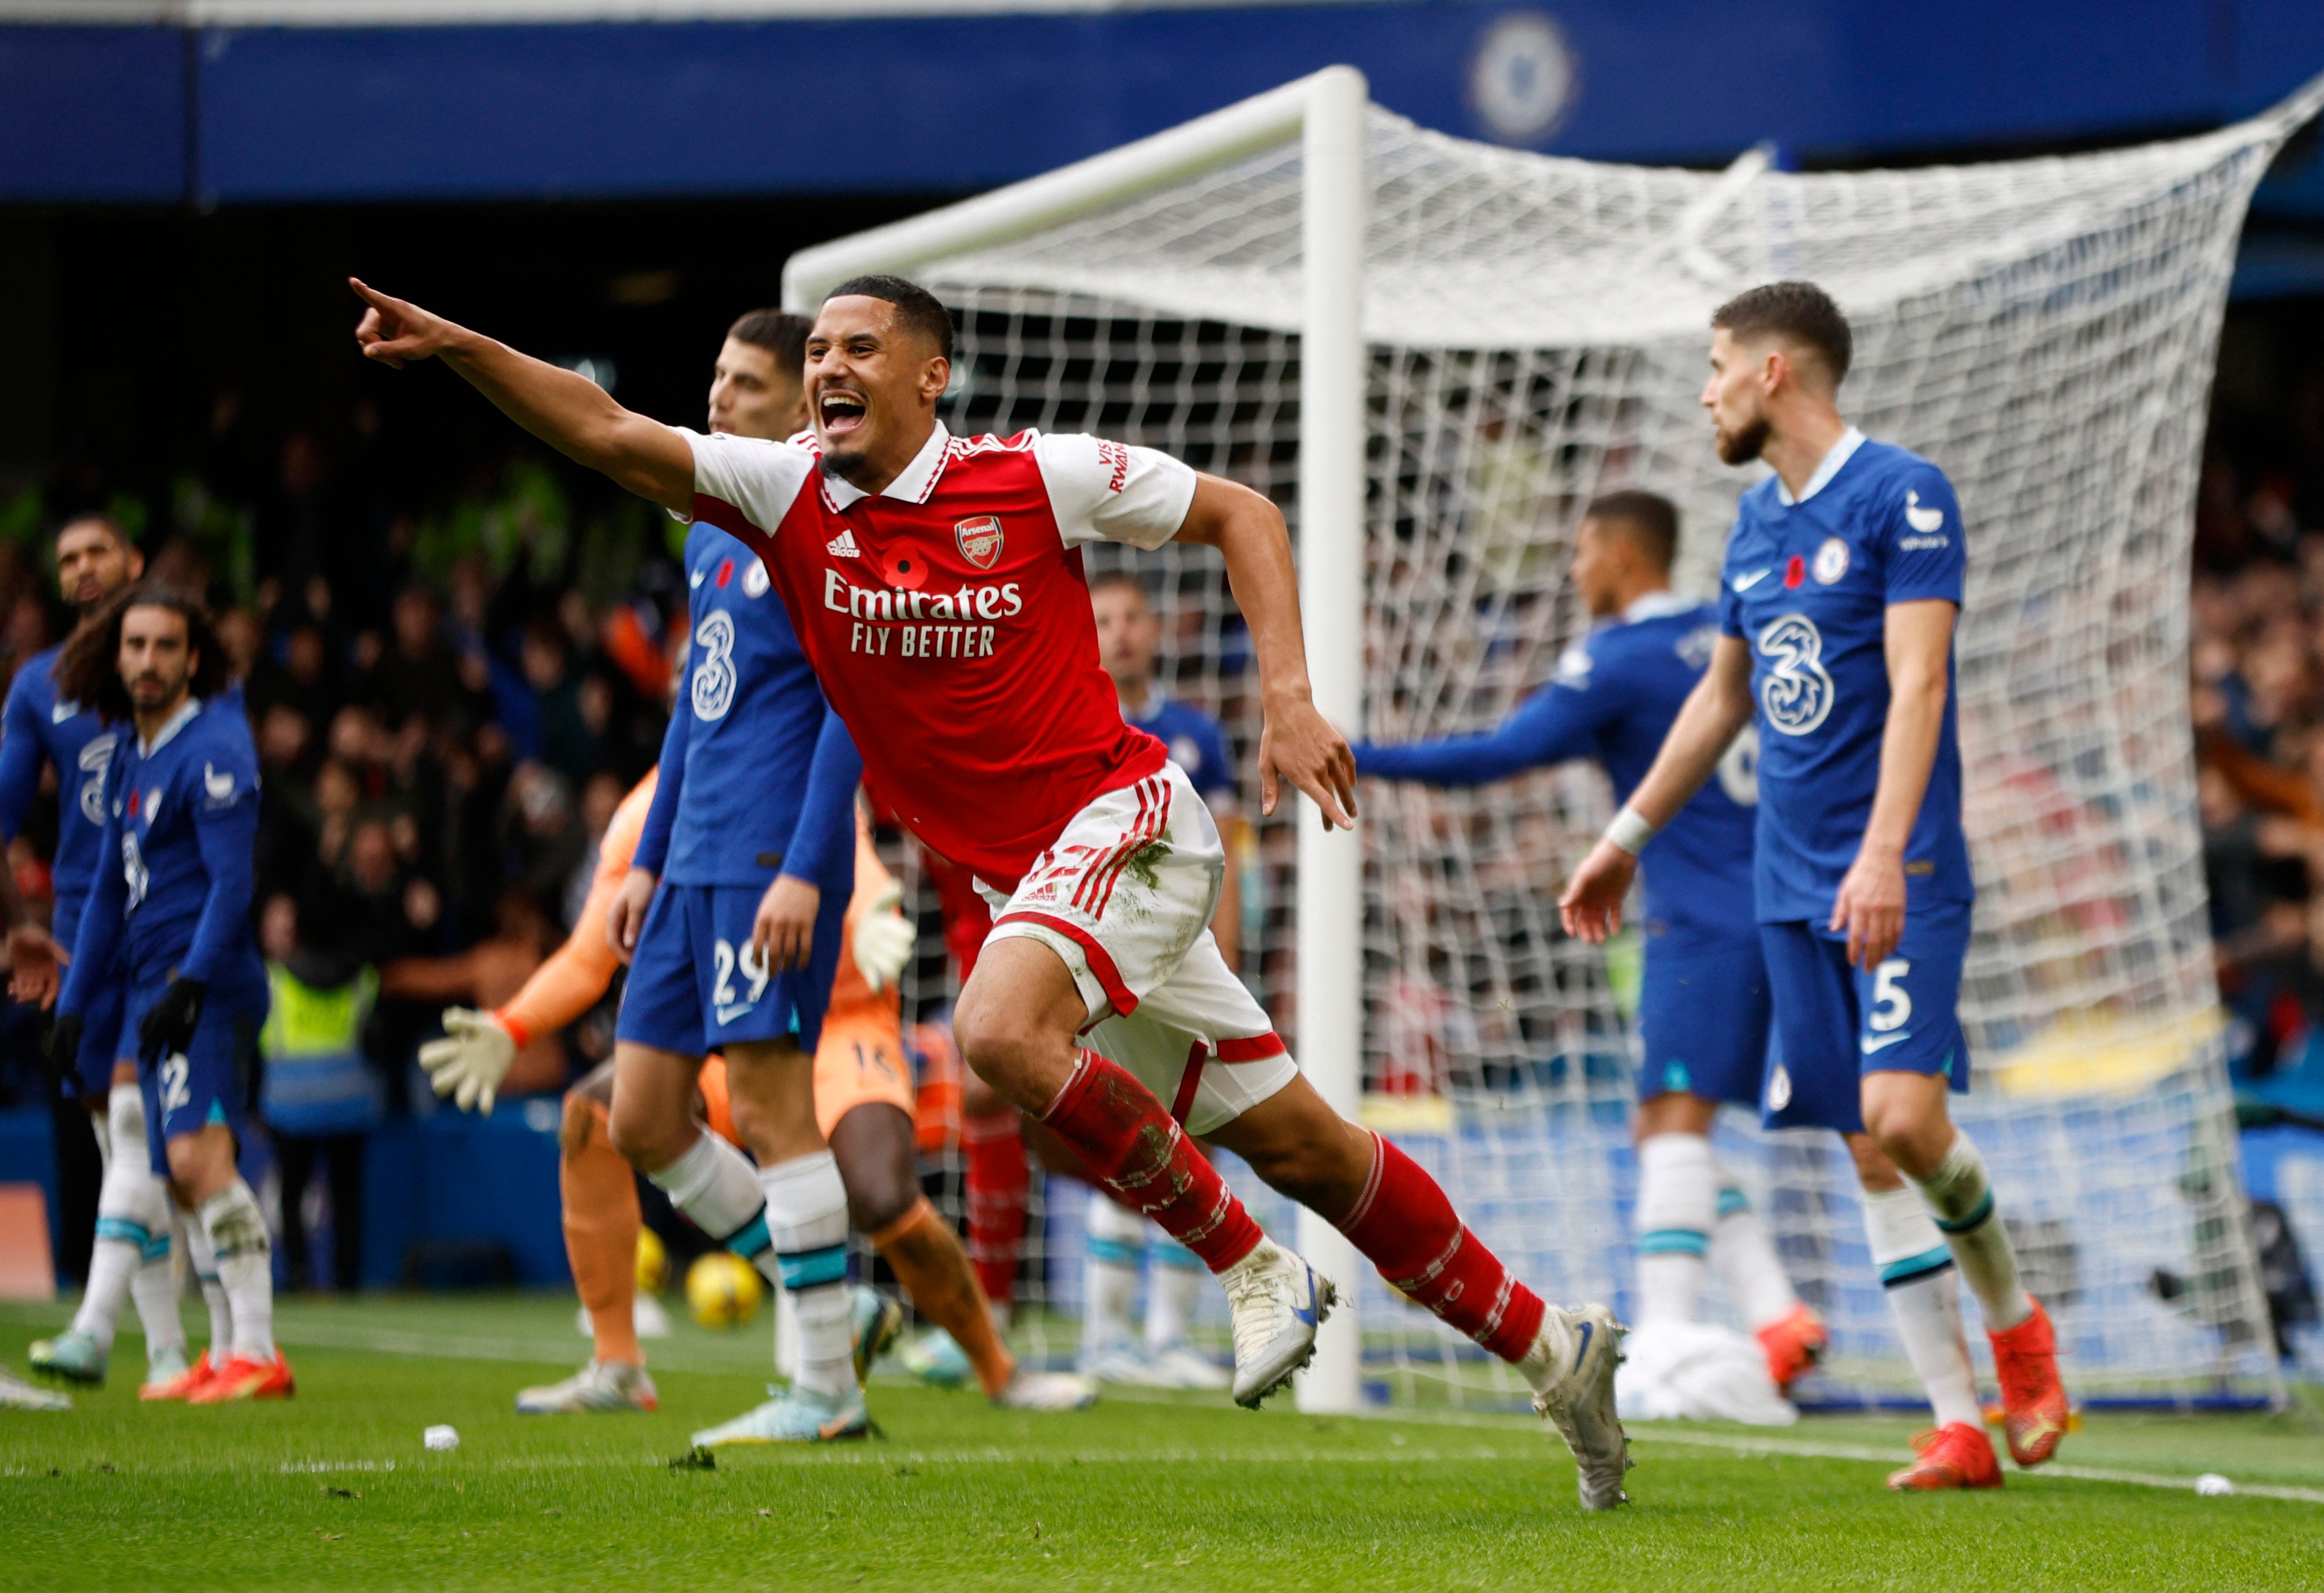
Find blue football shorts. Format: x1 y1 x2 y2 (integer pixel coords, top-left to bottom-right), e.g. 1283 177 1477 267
1757 899 1972 1135
131 972 264 1178
615 881 849 1059
1636 924 1773 1110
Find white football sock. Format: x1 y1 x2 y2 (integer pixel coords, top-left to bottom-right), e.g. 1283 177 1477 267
647 1132 776 1278
69 1240 136 1353
89 1107 111 1175
131 1247 186 1363
1633 1132 1715 1328
1082 1196 1145 1353
1144 1233 1206 1352
181 1207 233 1352
1910 1131 2033 1332
199 1179 275 1362
72 1086 174 1352
1863 1184 1980 1429
111 1086 186 1359
759 1151 853 1401
1708 1173 1800 1330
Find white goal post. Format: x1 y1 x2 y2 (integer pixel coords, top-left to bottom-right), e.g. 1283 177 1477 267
793 69 2324 1417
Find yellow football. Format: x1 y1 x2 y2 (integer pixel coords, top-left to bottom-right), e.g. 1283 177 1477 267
685 1251 764 1329
635 1228 669 1295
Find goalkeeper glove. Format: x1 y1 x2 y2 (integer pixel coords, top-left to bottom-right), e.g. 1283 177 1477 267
853 881 916 994
43 1012 84 1087
418 1008 517 1115
138 977 206 1064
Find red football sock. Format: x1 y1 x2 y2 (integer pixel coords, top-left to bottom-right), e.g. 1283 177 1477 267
1041 1050 1263 1273
1339 1131 1545 1363
962 1109 1029 1307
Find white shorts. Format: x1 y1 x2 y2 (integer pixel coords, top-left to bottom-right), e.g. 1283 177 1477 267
980 761 1298 1138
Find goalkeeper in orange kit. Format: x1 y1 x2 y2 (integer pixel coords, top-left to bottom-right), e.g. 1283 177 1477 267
420 772 1089 1413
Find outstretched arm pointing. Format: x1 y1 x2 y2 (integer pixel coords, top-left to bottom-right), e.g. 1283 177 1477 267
350 277 695 515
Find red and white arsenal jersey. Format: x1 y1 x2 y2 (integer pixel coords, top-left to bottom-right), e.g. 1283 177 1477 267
686 420 1198 888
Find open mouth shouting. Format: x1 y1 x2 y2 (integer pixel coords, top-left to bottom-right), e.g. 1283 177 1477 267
817 385 869 441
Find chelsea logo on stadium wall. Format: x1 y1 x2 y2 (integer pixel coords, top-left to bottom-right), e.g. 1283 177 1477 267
1468 11 1578 146
1813 537 1850 584
955 515 1004 570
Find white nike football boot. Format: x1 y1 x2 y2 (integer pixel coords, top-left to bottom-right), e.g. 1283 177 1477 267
515 1359 660 1415
1526 1302 1633 1510
992 1367 1100 1411
0 1366 70 1411
1219 1237 1335 1409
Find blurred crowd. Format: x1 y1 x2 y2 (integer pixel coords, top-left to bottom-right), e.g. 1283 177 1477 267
0 416 692 1286
2192 357 2324 1092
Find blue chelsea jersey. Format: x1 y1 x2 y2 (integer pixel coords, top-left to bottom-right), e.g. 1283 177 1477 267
93 697 266 994
1718 431 1975 923
1127 697 1236 806
1356 594 1758 942
648 522 854 888
0 644 119 943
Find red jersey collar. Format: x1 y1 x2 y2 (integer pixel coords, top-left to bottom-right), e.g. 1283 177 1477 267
818 420 951 514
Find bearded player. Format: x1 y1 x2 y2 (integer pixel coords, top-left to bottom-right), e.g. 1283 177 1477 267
1355 491 1825 1404
6 517 200 1395
353 273 1631 1509
1562 283 2067 1490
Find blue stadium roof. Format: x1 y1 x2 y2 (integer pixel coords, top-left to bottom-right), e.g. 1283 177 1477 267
2 1 2319 205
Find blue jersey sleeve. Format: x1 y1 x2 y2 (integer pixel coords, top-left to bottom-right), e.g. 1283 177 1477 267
1883 462 1966 606
58 762 126 1019
0 668 46 845
180 746 260 985
778 709 863 888
1189 716 1236 802
1355 650 1619 787
632 702 689 878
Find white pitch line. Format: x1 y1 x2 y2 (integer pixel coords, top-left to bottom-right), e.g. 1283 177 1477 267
1631 1427 2324 1506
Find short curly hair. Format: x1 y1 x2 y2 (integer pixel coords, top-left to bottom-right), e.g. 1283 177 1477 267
1712 281 1852 388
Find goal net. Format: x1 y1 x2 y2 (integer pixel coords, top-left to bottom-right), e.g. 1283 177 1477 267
862 76 2323 1408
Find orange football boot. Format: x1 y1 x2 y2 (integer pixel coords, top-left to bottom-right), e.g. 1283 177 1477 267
140 1349 217 1402
187 1350 296 1404
1989 1299 2067 1466
1754 1302 1829 1390
1886 1423 2003 1491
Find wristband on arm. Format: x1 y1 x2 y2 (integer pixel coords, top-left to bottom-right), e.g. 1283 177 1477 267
1604 806 1657 857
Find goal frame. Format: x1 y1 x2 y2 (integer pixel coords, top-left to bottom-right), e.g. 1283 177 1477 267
783 65 1373 1413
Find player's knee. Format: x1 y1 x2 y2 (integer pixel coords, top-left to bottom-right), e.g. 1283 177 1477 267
606 1095 683 1172
1859 1098 1946 1178
559 1090 607 1160
830 1105 918 1233
843 1166 918 1236
163 1131 229 1203
951 992 1041 1092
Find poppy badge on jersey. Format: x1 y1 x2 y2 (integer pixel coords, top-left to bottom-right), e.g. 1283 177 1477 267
955 515 1004 570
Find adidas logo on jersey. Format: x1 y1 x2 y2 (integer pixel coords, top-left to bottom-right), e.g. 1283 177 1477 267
827 528 862 558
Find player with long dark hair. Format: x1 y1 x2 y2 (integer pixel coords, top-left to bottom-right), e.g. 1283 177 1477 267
50 585 288 1404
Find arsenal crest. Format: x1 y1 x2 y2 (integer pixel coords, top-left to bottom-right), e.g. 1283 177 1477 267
954 515 1004 570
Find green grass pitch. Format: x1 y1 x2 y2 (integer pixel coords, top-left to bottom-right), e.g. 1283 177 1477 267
5 1295 2321 1592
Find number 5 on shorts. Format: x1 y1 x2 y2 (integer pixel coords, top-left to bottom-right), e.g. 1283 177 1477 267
1869 959 1912 1034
